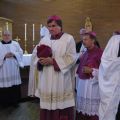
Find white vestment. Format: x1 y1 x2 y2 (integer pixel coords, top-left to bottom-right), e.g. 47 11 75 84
76 69 100 116
99 35 120 120
29 33 76 110
28 28 50 96
40 26 50 37
0 41 23 87
28 46 39 96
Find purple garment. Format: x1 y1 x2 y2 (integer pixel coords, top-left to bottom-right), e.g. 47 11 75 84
37 45 52 71
51 32 64 40
77 46 103 80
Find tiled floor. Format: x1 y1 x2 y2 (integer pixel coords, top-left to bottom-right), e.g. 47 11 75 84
0 99 119 120
0 100 39 120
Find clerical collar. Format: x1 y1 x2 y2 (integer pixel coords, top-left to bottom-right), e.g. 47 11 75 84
87 46 97 52
1 40 12 44
51 32 64 40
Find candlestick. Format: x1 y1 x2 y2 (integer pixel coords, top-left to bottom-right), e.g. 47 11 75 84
32 24 35 48
6 22 9 30
24 23 28 54
40 24 42 29
25 23 27 41
15 36 21 42
24 40 28 54
33 24 35 41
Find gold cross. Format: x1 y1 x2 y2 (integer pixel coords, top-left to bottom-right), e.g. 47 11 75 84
15 36 21 42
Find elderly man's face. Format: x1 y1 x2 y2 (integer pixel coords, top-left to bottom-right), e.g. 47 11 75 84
83 35 94 49
3 33 11 42
47 21 61 36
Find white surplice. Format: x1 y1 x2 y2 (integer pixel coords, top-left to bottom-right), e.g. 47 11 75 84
28 26 50 96
31 33 76 110
28 46 39 97
0 41 23 87
99 35 120 120
76 69 100 116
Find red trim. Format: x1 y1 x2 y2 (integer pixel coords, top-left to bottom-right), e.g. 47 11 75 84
53 58 60 71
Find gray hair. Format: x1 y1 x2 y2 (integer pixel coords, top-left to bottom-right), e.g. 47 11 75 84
3 30 11 35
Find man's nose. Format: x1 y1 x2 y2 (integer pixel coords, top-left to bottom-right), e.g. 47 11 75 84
49 27 54 31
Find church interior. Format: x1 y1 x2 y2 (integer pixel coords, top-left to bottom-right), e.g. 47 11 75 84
0 0 120 120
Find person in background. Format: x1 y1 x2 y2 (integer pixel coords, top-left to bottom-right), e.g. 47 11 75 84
40 25 50 38
76 32 103 120
0 30 23 107
113 30 120 36
76 28 87 55
75 30 100 91
28 25 50 97
75 28 87 94
76 29 100 59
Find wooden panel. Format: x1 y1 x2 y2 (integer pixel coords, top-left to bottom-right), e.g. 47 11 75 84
0 0 120 51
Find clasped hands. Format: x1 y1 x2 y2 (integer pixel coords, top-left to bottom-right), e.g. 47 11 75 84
38 57 53 66
5 52 14 58
82 66 93 74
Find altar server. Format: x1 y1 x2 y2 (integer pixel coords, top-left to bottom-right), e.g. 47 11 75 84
0 30 23 106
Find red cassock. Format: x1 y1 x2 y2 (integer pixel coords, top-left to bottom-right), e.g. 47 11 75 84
37 44 52 71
